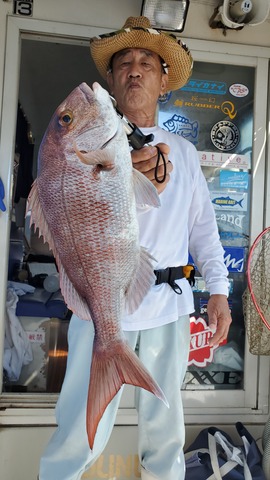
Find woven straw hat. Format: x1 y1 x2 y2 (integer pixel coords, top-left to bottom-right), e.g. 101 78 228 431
90 16 193 91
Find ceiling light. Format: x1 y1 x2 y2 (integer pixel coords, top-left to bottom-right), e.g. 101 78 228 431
141 0 190 32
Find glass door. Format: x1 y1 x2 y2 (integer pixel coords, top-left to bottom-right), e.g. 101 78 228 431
0 16 269 427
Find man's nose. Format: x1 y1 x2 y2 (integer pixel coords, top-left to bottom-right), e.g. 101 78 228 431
128 64 142 78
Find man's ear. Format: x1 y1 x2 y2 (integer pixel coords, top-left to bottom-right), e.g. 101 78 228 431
160 74 169 96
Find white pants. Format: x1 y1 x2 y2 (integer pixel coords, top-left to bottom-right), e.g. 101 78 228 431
39 314 190 480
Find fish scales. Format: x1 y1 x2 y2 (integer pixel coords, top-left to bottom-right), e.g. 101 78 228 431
27 82 168 449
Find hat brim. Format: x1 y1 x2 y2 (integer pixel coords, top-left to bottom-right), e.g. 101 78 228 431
90 28 193 91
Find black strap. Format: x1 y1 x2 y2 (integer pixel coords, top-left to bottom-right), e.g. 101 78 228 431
154 265 195 295
154 146 167 184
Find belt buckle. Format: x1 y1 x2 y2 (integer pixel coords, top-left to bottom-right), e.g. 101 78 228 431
155 267 170 285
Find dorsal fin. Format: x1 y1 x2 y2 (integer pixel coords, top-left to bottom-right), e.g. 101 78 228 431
27 181 92 321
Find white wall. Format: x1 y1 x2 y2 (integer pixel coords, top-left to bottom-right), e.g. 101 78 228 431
0 0 269 120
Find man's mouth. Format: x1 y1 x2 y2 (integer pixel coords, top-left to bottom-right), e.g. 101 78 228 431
128 82 141 89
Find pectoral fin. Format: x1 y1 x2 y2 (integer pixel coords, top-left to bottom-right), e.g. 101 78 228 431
133 168 160 208
125 246 156 314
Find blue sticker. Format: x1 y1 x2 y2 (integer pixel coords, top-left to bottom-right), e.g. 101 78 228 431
158 91 172 104
163 114 198 140
199 298 232 314
212 195 243 208
220 171 249 190
223 246 245 272
181 79 227 95
189 247 245 273
210 192 247 211
219 231 248 242
0 177 6 212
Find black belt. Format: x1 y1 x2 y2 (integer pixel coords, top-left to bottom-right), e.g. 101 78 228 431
154 265 195 295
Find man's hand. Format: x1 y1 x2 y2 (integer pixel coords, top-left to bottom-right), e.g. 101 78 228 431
131 143 173 194
207 294 232 347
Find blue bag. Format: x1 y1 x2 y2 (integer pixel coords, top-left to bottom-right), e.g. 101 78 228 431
185 422 266 480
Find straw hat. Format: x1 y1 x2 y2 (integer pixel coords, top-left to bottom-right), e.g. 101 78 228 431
90 16 193 91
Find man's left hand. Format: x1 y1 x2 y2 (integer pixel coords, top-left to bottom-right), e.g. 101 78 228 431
131 143 173 194
207 294 232 347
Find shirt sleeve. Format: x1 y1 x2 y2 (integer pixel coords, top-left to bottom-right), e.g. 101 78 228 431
188 153 229 297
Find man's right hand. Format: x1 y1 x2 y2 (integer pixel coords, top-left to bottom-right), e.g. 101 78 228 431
131 143 173 194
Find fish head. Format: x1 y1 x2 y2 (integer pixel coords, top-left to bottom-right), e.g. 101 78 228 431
39 82 126 173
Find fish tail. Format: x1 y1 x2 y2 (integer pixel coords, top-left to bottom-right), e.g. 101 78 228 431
86 340 168 449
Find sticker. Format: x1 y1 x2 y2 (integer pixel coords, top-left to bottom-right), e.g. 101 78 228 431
229 83 249 98
199 151 250 169
211 121 240 151
199 298 232 315
210 191 247 211
223 246 245 272
13 0 33 16
158 91 172 104
0 177 6 212
190 246 244 274
219 231 248 242
220 171 249 190
188 317 227 367
27 330 45 343
190 246 244 273
173 99 237 120
221 101 237 120
192 277 234 294
199 299 209 315
162 114 198 140
174 97 221 110
216 212 247 232
181 79 227 95
184 370 242 389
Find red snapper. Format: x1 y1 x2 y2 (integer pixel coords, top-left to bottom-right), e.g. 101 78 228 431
27 82 167 449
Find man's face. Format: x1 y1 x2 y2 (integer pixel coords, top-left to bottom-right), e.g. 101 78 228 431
107 48 168 117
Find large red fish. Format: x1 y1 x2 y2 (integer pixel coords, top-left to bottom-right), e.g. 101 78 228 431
27 82 167 449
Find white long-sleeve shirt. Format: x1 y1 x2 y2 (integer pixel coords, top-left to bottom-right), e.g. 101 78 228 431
121 126 229 331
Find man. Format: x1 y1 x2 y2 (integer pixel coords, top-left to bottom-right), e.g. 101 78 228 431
39 16 232 480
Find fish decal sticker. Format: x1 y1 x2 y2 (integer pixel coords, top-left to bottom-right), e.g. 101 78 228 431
163 114 198 140
212 195 244 208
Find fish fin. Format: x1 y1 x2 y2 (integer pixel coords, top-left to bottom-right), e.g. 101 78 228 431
125 247 156 314
27 180 57 253
58 264 92 320
132 168 160 208
27 182 92 321
74 142 115 169
86 340 168 449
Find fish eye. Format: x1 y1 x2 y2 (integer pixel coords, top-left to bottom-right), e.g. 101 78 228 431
59 111 73 126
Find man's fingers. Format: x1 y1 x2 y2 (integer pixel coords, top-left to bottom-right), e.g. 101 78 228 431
131 143 172 194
